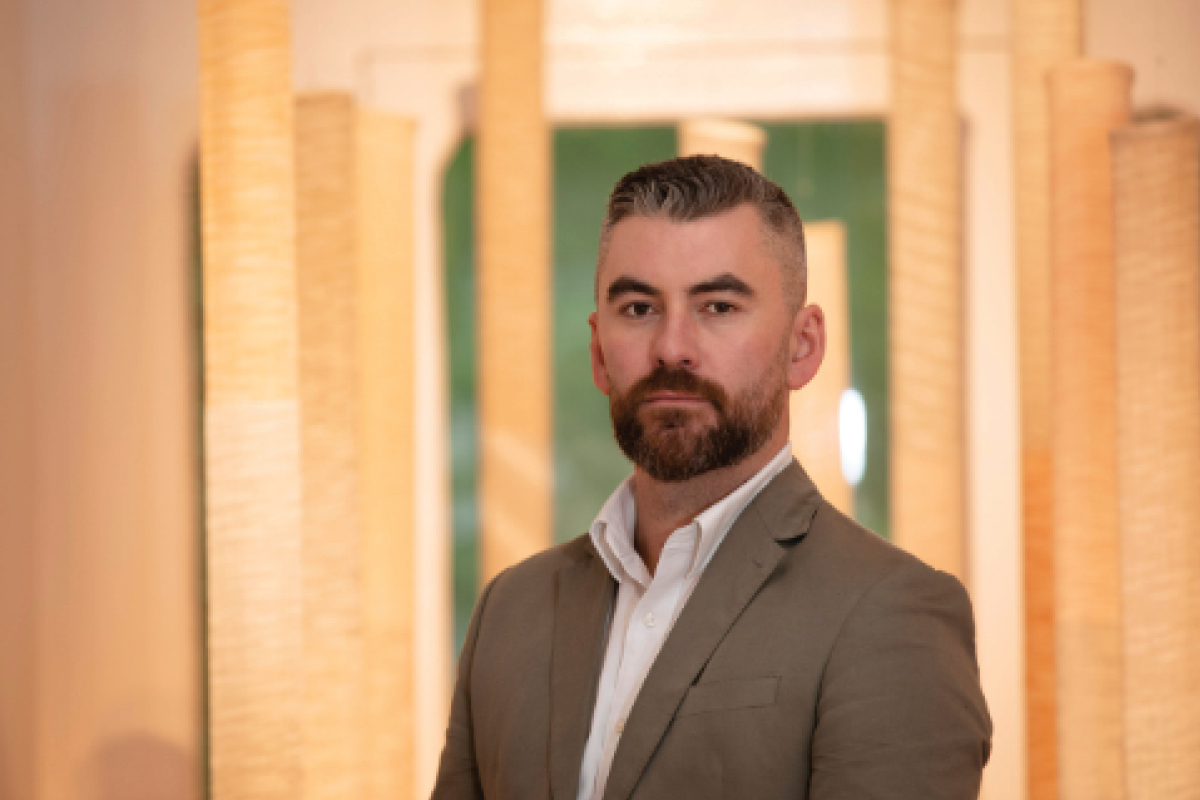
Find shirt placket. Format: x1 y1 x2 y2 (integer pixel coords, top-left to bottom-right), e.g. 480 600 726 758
601 526 697 754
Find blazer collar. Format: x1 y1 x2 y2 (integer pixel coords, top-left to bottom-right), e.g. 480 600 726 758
754 459 823 543
549 540 616 800
600 460 822 800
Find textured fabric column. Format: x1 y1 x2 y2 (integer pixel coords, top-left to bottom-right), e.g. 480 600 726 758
1113 115 1200 800
478 0 551 583
677 118 766 169
1012 3 1080 797
199 2 303 798
356 108 417 800
1048 59 1132 800
295 92 367 800
789 221 854 515
888 0 964 579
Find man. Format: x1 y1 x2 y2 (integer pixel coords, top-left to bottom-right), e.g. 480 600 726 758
432 156 991 800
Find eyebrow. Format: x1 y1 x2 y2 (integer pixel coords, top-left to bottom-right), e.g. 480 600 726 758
605 272 757 304
688 273 755 298
606 276 662 303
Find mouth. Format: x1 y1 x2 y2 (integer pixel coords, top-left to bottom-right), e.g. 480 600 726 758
642 391 710 407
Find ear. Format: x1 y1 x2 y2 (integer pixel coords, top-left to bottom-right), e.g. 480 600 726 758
589 312 611 395
787 303 826 391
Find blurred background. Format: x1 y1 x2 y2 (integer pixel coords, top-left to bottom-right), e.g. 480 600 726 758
1 1 1198 799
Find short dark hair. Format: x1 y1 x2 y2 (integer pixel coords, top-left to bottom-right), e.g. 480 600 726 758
597 155 807 311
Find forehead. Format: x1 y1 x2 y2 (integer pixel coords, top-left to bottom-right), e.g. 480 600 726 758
598 204 780 292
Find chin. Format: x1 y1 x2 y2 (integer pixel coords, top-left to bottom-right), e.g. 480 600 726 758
639 405 715 429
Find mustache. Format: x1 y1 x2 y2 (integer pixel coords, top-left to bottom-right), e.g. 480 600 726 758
623 367 728 413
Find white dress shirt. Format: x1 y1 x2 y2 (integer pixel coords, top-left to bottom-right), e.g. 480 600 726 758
575 443 794 800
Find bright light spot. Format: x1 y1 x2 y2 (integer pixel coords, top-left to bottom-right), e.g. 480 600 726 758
839 388 867 486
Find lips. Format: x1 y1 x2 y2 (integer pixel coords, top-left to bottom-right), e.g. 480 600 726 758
624 367 728 414
644 391 709 405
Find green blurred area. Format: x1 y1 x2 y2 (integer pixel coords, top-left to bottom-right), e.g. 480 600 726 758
444 122 888 657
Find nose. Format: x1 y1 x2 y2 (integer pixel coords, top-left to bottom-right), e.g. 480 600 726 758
650 307 698 370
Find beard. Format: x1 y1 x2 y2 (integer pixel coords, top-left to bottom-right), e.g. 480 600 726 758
608 355 788 483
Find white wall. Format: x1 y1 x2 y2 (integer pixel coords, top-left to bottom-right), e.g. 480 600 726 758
0 0 202 797
1088 0 1200 114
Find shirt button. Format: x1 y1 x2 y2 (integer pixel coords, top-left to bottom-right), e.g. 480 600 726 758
643 612 656 628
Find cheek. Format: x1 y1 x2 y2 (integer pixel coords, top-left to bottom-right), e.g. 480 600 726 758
710 326 776 365
598 330 648 380
708 330 788 391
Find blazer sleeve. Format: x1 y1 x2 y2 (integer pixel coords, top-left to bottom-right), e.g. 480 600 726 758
429 575 500 800
809 561 993 800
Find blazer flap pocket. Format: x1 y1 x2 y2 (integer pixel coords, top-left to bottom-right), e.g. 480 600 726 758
678 675 780 717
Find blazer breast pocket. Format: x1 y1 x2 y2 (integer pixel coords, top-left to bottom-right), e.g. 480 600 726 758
677 675 780 718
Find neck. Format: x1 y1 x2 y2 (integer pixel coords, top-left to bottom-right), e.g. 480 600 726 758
632 425 788 574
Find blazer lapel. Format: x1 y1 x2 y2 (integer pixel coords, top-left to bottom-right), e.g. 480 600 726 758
549 543 615 800
600 462 822 800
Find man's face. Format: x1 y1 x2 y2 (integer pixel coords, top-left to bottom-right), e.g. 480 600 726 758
590 204 824 482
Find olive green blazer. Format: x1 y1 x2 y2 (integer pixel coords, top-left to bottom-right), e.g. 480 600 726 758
431 461 992 800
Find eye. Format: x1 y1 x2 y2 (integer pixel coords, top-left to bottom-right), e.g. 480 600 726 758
704 301 738 314
620 301 655 318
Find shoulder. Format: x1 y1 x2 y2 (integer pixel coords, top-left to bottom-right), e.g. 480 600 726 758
813 501 967 607
489 533 596 588
750 462 978 666
805 502 978 661
785 496 992 792
476 534 602 616
755 461 959 604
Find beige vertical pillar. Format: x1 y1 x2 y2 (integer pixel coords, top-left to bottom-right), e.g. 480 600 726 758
789 221 855 515
888 0 964 579
295 92 367 800
295 95 419 799
478 0 552 583
1113 115 1200 800
1012 3 1080 797
1048 58 1132 800
199 1 303 798
678 118 767 169
357 108 418 800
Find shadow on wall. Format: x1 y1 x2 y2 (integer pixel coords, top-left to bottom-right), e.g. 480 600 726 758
0 743 10 800
81 734 198 800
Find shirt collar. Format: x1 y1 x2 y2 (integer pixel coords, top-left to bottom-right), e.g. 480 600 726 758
588 443 794 588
